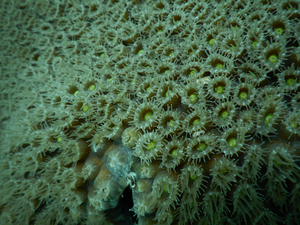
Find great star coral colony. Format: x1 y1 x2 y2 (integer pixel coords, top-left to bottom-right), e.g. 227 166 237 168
1 0 300 224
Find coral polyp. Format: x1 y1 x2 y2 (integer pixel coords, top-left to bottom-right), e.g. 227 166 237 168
0 0 300 225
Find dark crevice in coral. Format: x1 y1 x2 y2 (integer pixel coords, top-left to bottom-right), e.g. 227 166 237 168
105 186 136 225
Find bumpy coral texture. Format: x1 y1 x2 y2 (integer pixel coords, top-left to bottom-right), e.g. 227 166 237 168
1 0 300 224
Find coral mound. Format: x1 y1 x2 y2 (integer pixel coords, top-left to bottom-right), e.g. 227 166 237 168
1 0 300 224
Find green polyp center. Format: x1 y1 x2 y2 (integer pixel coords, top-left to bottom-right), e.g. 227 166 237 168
221 110 229 120
146 86 152 92
163 183 170 193
171 149 178 158
209 39 215 46
74 90 79 96
190 173 197 181
286 78 296 86
215 63 223 69
215 85 224 94
144 111 153 122
138 49 144 55
157 30 162 33
228 137 237 148
89 85 95 91
268 54 278 63
83 105 89 112
190 51 194 55
197 142 207 151
189 94 197 103
189 70 197 76
169 52 174 57
275 27 283 35
108 78 113 83
192 118 200 126
165 90 173 97
251 41 258 50
164 70 170 74
291 121 298 129
239 91 248 100
57 137 62 142
147 141 155 151
274 158 283 166
168 119 175 128
220 166 228 174
100 53 105 58
265 113 273 126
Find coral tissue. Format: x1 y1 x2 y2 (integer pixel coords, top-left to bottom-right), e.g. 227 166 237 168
0 0 300 224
